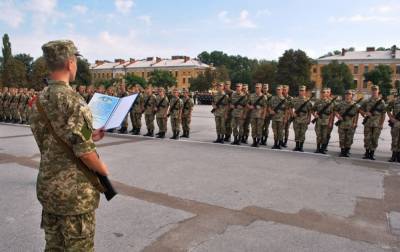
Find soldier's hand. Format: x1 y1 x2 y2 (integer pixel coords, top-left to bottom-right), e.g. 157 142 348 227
93 128 105 142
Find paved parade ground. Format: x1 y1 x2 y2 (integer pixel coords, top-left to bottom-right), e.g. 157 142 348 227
1 105 400 251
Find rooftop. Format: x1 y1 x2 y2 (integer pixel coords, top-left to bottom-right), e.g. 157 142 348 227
318 47 400 62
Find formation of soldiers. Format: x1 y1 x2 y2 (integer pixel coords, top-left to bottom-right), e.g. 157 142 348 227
212 82 400 162
0 87 37 124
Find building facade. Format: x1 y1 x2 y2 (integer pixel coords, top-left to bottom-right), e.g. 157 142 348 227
90 56 211 89
311 46 400 93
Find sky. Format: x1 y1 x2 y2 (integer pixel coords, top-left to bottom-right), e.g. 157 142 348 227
0 0 399 63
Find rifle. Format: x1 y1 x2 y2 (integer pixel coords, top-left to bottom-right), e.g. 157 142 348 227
154 97 167 115
267 97 287 120
183 98 191 111
335 98 363 127
250 95 265 109
388 111 400 128
362 98 383 125
232 95 246 109
167 98 179 117
289 93 315 124
210 94 227 113
141 96 152 113
311 96 338 124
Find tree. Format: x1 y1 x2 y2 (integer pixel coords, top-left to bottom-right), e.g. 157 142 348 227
14 53 33 82
376 47 386 51
364 64 393 98
124 74 147 87
215 65 229 82
71 58 92 86
30 57 49 90
252 62 277 86
189 68 214 91
321 60 354 96
148 70 177 88
276 49 312 96
2 58 27 87
2 34 12 67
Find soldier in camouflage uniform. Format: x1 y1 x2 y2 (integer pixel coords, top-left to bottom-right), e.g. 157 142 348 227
117 83 130 134
242 84 251 144
78 85 88 101
291 86 312 152
97 85 106 94
129 84 144 135
168 88 183 140
181 89 194 138
282 85 293 147
387 90 400 162
86 85 95 103
360 85 386 160
18 88 29 124
334 90 359 157
261 84 272 145
212 83 229 143
230 83 248 145
143 86 157 137
29 40 109 252
11 88 22 123
155 87 169 139
223 81 233 142
269 85 288 149
248 83 267 147
0 87 6 122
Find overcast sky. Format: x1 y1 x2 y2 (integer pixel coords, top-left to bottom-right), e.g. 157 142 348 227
1 0 399 62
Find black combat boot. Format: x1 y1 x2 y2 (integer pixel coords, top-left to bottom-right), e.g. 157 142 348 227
251 138 257 147
260 136 266 146
343 148 350 157
220 134 224 144
186 131 190 138
175 131 180 140
388 152 397 162
279 140 285 149
240 135 246 144
156 131 161 136
244 135 248 144
170 131 177 139
320 144 327 154
397 152 400 163
369 150 376 160
315 144 321 153
282 138 288 148
299 142 304 152
214 135 221 143
118 127 127 134
362 149 370 159
339 148 346 157
156 132 164 139
272 140 280 149
293 142 299 151
224 134 231 142
149 130 154 137
180 131 186 138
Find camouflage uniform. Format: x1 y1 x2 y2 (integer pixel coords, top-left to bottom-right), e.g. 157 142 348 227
224 87 233 141
169 95 183 139
0 89 4 121
249 87 267 147
181 95 194 138
313 97 335 153
117 90 130 133
269 93 288 149
212 89 229 143
242 85 251 144
291 88 312 151
18 91 29 124
387 96 400 162
129 92 144 135
282 87 293 147
143 93 157 136
155 95 169 138
261 85 272 145
230 91 248 144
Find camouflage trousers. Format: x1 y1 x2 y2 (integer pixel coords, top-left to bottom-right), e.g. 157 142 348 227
251 118 263 138
145 114 155 131
231 117 244 137
243 114 251 137
293 122 308 142
262 117 271 138
391 126 400 151
225 112 232 136
121 115 128 129
130 112 142 130
284 117 292 140
272 121 284 141
156 117 168 133
170 117 181 132
41 211 95 252
19 106 26 122
215 116 226 135
338 127 355 148
182 115 191 132
315 122 329 145
364 126 382 151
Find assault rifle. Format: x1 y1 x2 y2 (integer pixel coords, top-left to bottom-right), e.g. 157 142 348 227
335 98 363 126
288 93 315 124
210 94 227 113
362 98 383 125
167 99 179 117
267 97 287 120
311 96 338 124
153 97 166 115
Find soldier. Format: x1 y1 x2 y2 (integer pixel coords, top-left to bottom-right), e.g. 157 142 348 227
242 84 251 144
291 86 313 152
325 87 336 152
143 86 157 137
129 84 144 135
360 85 386 160
334 90 359 157
155 87 169 138
18 88 29 124
387 90 400 162
117 83 130 134
0 87 5 122
97 85 106 94
312 87 335 154
212 83 229 143
282 85 293 148
86 85 95 103
106 85 115 96
181 89 194 138
168 88 183 140
230 83 248 145
78 85 88 101
11 88 22 123
223 81 233 142
30 40 109 251
261 84 272 145
269 85 288 149
248 83 267 147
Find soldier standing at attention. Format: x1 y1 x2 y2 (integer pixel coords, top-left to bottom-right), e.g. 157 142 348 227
387 90 400 162
129 84 144 135
230 83 248 145
360 85 386 160
143 86 157 137
117 83 130 134
155 87 169 139
181 89 194 138
248 83 267 147
212 83 228 143
97 85 106 94
78 85 88 101
168 88 183 140
0 87 7 122
86 85 95 103
261 84 272 146
269 85 288 149
282 85 293 148
223 81 233 142
325 88 336 152
334 90 359 157
291 86 312 152
312 87 335 154
30 40 109 252
241 84 251 144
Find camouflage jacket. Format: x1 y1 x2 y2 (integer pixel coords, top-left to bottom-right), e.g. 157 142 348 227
212 91 229 117
292 96 312 124
143 94 157 115
131 92 144 114
182 97 194 117
230 92 248 118
335 100 359 129
249 93 267 119
30 80 99 215
387 98 400 128
360 97 386 128
313 98 335 126
268 95 288 122
155 95 169 118
169 97 183 118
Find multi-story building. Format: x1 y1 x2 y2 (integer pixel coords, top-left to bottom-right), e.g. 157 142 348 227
311 46 400 93
90 56 211 89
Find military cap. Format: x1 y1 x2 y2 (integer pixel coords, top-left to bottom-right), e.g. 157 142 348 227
276 85 283 90
345 89 353 95
158 87 165 92
42 40 81 69
322 87 331 92
298 85 306 91
243 84 248 87
371 85 379 90
217 82 223 86
263 83 269 88
236 83 243 87
224 81 231 86
282 85 289 89
255 83 262 88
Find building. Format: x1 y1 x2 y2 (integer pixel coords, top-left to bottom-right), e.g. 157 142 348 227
90 56 211 89
311 46 400 93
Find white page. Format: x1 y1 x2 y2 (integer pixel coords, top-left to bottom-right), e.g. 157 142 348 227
88 93 120 129
104 94 138 130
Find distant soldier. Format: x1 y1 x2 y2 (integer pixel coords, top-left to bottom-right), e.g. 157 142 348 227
143 86 157 137
268 85 288 149
230 83 248 145
242 84 251 144
117 84 130 134
86 85 95 103
282 85 293 148
78 85 88 101
129 84 144 135
387 90 400 162
155 87 169 138
248 83 267 147
261 84 272 145
181 89 194 138
97 85 106 94
212 83 229 143
312 87 335 154
11 88 22 123
0 87 6 122
325 87 336 152
223 81 233 142
168 88 183 140
291 86 313 152
334 90 360 157
106 85 115 96
359 85 386 160
18 88 29 124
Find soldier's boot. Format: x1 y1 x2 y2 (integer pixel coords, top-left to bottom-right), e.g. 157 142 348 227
186 131 190 138
224 134 231 142
397 152 400 163
339 148 346 157
320 144 327 154
170 131 177 139
344 148 350 157
156 132 164 139
180 131 186 138
240 135 246 144
251 138 257 147
315 144 321 153
282 138 288 148
369 150 376 160
175 131 180 140
149 130 154 137
155 131 161 136
362 149 370 159
259 137 266 146
143 130 150 136
293 142 299 151
278 140 285 149
244 135 248 144
272 140 280 149
118 127 128 134
220 134 224 144
388 152 397 162
299 142 305 152
214 135 221 143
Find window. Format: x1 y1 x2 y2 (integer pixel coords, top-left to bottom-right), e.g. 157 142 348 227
183 78 186 84
396 65 400 74
313 67 317 74
175 71 178 77
353 80 358 87
142 72 144 78
147 72 150 77
353 65 359 74
102 73 105 78
363 79 368 89
364 66 369 73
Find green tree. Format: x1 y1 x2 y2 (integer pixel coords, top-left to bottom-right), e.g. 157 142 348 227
148 70 177 88
376 47 386 51
2 58 27 87
124 74 147 87
276 49 312 96
71 58 92 86
14 53 33 82
189 68 214 91
215 65 230 82
2 34 12 67
252 62 277 86
321 60 354 96
30 57 49 90
364 64 393 98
